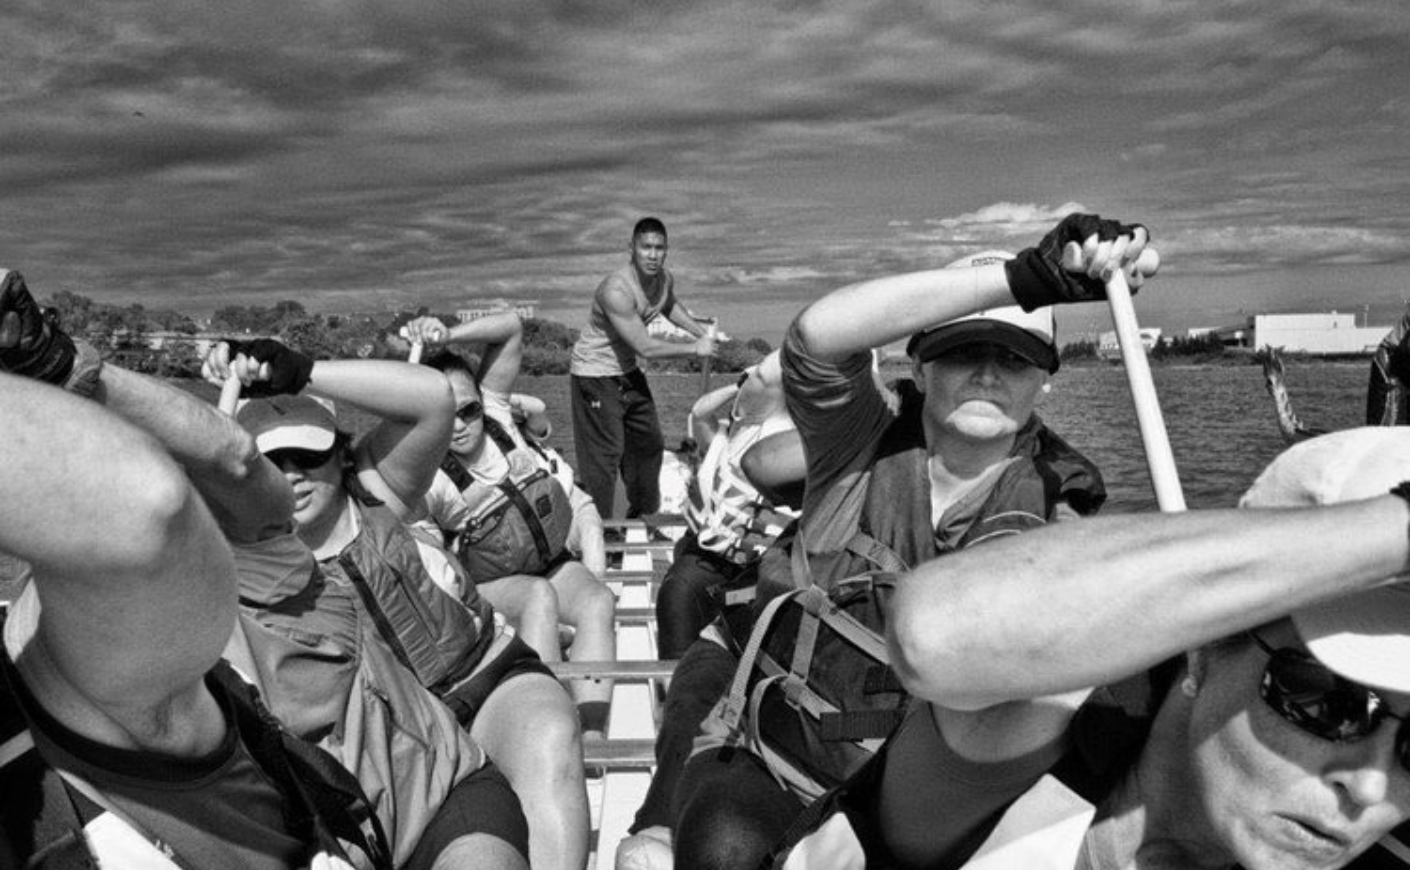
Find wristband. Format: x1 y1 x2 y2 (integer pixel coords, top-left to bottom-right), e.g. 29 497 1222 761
63 339 105 399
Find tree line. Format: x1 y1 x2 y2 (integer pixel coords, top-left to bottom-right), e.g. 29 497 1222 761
38 292 777 378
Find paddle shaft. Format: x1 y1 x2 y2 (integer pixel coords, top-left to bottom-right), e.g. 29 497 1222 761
218 373 242 416
1105 266 1186 512
699 323 716 395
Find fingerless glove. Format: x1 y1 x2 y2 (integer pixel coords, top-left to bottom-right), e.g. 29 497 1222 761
1005 213 1147 311
0 271 77 386
225 338 315 397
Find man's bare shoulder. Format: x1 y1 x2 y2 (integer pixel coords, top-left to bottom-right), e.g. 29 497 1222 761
596 273 640 314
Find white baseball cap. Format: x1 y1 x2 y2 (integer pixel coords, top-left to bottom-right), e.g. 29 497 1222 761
1239 427 1410 693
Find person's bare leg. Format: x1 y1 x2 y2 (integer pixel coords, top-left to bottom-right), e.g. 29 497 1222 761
549 561 617 740
432 834 528 870
473 673 589 870
478 576 563 662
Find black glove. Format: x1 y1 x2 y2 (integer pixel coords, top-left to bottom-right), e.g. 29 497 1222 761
0 271 76 385
225 338 314 397
1005 213 1148 311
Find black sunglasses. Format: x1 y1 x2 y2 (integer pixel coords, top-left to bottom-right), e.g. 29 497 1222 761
265 446 338 471
1249 631 1409 769
455 400 484 422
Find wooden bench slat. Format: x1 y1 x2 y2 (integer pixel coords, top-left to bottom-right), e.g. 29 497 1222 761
582 738 658 768
604 541 677 554
550 660 677 680
601 516 685 530
601 570 659 583
613 607 656 625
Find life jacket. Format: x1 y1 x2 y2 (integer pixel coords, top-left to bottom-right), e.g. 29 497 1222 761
700 380 1106 808
758 379 1105 597
771 662 1410 870
230 535 485 868
333 499 495 702
438 416 574 581
685 415 800 566
0 606 391 870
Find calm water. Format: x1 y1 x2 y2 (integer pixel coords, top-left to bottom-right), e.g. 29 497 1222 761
521 361 1370 515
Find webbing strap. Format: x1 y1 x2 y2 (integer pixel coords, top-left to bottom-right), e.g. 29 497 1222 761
438 452 475 492
863 665 906 696
818 708 907 743
785 587 827 700
843 530 909 574
719 589 797 734
494 473 555 563
336 553 417 676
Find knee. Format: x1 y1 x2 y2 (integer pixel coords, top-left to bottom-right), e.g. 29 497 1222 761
522 579 560 623
574 578 616 626
675 796 778 870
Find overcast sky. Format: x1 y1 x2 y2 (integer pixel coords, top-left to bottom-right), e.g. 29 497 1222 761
4 1 1408 343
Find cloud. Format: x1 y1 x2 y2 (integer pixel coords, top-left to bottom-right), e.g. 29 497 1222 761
0 0 1407 342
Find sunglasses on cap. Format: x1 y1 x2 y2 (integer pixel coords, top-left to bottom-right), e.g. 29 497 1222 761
265 446 338 471
1249 631 1410 770
455 400 484 422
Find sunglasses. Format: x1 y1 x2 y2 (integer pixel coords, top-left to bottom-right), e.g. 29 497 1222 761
455 400 484 422
265 446 338 471
932 344 1035 371
1249 631 1410 769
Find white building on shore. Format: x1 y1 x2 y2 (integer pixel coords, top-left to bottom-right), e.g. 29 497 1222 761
456 300 537 322
1249 312 1388 354
1204 312 1390 355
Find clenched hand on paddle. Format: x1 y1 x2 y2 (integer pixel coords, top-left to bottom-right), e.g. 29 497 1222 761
1005 214 1177 510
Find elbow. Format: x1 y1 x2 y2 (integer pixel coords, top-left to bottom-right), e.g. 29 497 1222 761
789 306 824 359
887 587 998 711
888 605 940 700
124 457 205 568
210 424 265 484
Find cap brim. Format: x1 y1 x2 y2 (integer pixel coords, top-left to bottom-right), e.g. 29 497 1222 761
1293 583 1410 693
910 321 1058 373
253 425 336 454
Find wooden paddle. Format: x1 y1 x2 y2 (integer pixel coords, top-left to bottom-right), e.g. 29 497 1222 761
699 323 717 395
1069 245 1185 512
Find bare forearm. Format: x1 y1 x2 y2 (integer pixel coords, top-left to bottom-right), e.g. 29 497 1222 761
794 264 1012 362
635 336 706 359
890 498 1410 709
307 359 453 424
94 365 291 542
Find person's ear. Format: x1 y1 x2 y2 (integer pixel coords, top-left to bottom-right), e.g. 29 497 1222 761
911 357 926 392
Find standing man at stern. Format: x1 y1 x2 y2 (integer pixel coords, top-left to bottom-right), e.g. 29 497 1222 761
570 217 717 519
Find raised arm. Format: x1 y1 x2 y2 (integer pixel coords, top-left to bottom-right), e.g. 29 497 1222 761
204 339 454 520
664 301 712 340
600 281 714 361
688 382 740 446
404 310 524 395
888 497 1410 712
1 373 237 749
793 215 1156 363
98 364 294 542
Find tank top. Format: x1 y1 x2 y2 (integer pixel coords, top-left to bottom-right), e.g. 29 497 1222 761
569 262 675 376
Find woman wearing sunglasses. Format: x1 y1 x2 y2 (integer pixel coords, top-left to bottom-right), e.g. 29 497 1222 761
400 311 618 745
211 336 592 870
784 427 1410 870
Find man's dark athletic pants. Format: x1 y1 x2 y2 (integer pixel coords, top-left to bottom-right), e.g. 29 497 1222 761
570 369 663 518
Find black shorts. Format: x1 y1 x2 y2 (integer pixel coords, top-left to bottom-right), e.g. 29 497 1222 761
442 633 554 726
402 762 529 869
